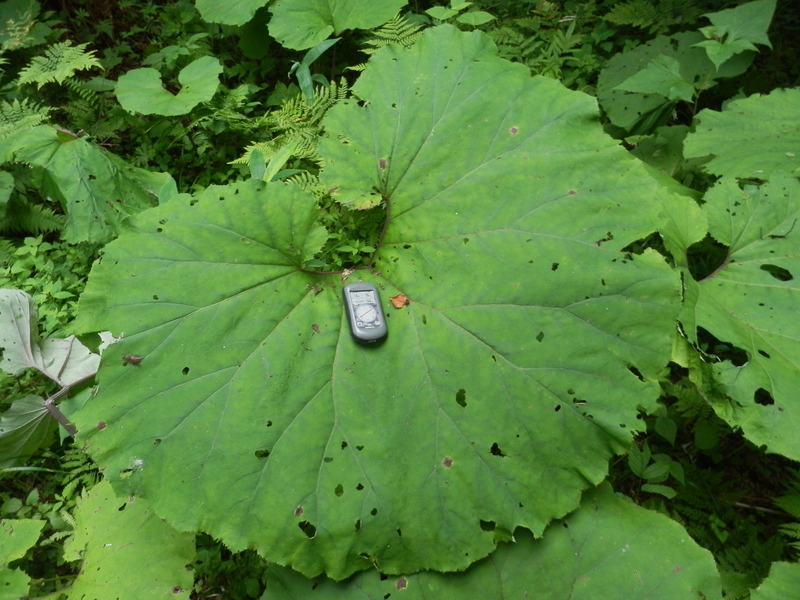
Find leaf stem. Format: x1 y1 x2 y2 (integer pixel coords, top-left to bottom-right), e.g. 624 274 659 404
43 372 96 437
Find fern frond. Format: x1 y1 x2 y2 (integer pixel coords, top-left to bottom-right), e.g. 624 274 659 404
604 0 660 29
232 79 349 167
604 0 702 34
0 99 51 140
0 238 14 264
17 41 102 89
358 13 423 60
775 493 800 520
0 197 65 235
286 171 328 199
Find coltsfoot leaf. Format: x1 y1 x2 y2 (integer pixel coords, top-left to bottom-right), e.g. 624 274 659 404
264 485 722 600
74 27 680 580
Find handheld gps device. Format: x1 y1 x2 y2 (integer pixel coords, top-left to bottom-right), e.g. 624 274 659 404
342 282 388 344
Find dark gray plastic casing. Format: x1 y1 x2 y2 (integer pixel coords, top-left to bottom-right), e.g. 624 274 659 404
342 282 388 344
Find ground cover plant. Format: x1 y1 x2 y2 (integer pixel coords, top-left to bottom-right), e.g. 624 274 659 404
1 0 800 598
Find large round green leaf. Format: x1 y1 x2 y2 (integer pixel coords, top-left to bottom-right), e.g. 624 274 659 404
268 0 408 50
264 485 722 600
116 57 223 117
74 27 679 580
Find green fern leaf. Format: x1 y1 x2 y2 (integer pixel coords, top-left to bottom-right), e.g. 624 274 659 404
605 0 702 34
232 79 349 167
17 41 102 89
0 99 51 140
604 0 660 28
0 197 65 235
359 13 423 57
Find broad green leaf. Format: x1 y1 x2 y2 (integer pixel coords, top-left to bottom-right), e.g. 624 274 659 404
613 55 695 102
0 518 45 599
684 88 800 179
269 0 408 50
0 289 99 385
63 480 194 600
116 56 223 117
263 485 721 599
640 483 677 499
693 0 776 72
630 125 694 182
0 396 58 468
699 0 775 50
693 37 757 70
687 174 800 460
456 11 495 26
751 561 800 600
426 6 458 20
0 126 165 244
195 0 268 25
658 192 707 269
597 31 753 135
74 27 679 580
249 148 267 180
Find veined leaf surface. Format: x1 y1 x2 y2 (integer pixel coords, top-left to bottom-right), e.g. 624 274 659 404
686 174 800 460
194 0 268 25
63 480 194 600
684 88 800 179
264 485 722 600
269 0 408 50
0 126 166 244
74 27 679 579
116 57 223 117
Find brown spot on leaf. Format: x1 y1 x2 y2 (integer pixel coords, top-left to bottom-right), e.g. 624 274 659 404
390 293 410 308
97 421 107 430
311 324 320 334
379 158 387 170
509 126 519 135
294 506 304 517
442 456 453 468
396 577 408 590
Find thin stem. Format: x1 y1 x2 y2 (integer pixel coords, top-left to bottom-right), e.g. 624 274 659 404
43 373 96 437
